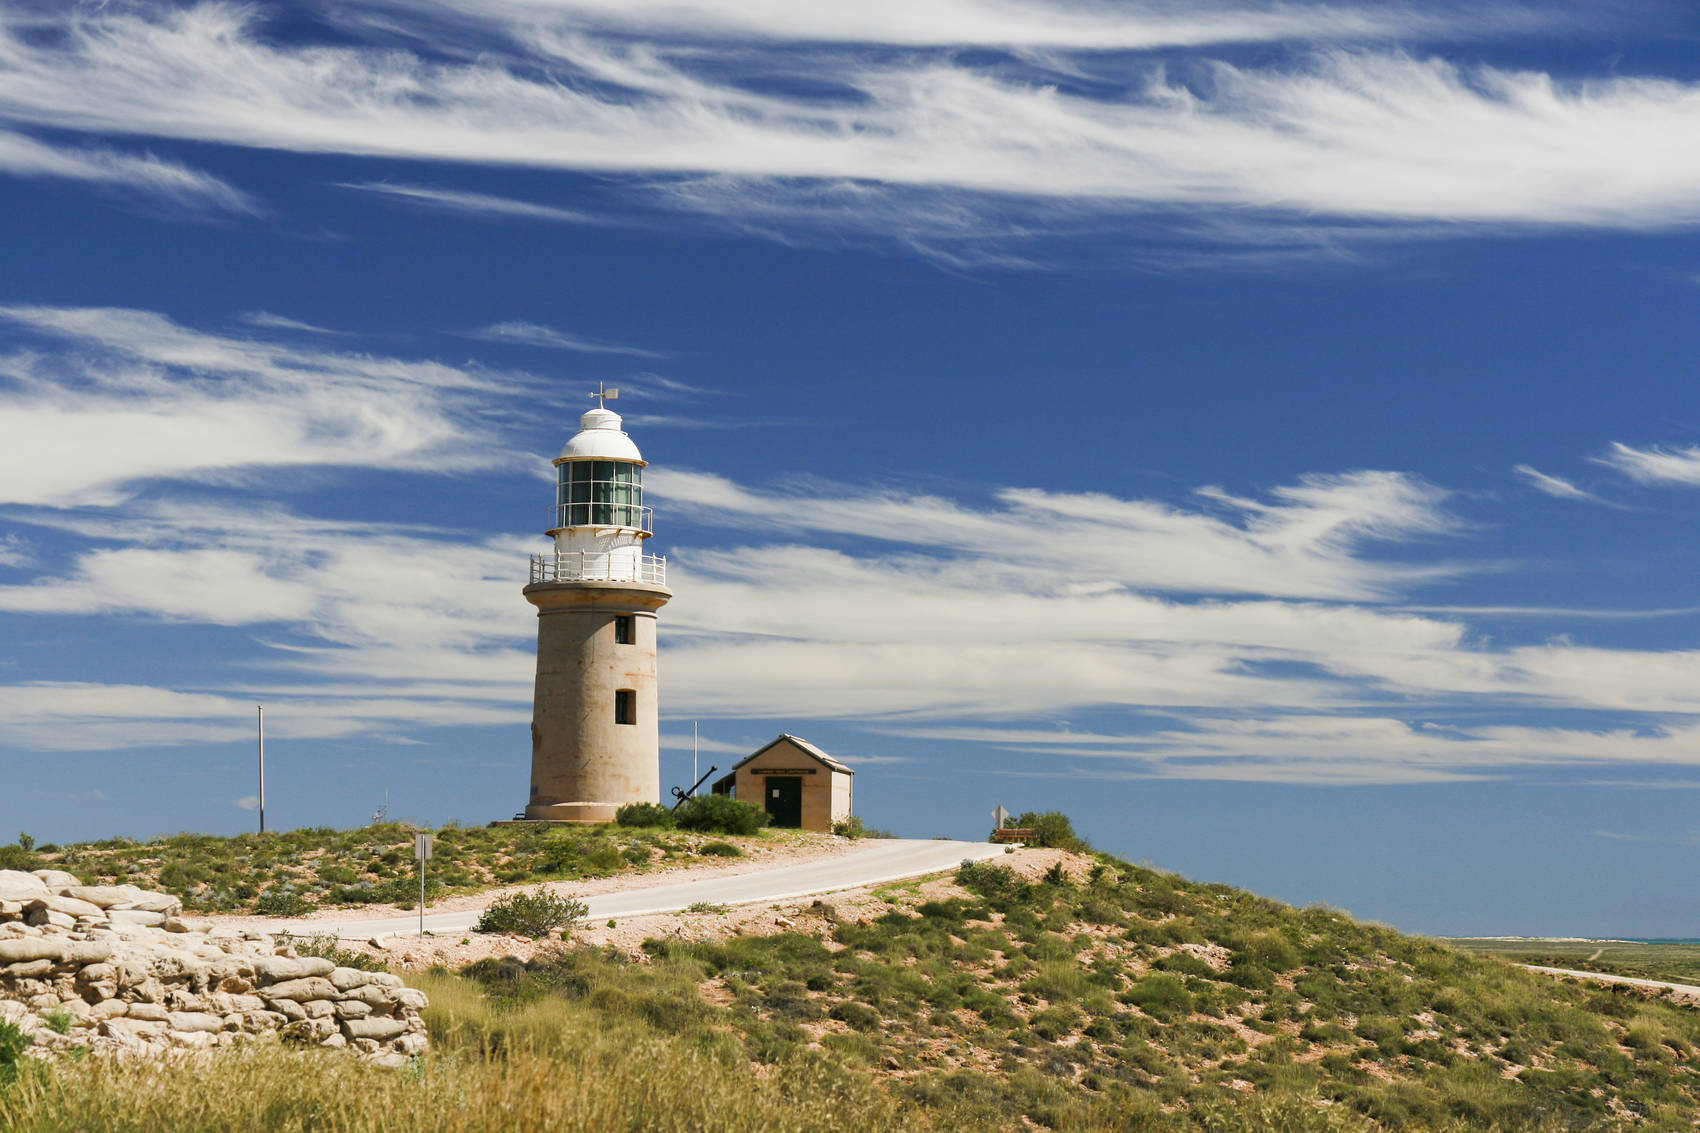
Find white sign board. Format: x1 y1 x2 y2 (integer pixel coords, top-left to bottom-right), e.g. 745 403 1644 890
414 833 434 862
992 805 1010 829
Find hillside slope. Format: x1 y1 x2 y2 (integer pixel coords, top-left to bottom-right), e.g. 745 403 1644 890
5 844 1700 1131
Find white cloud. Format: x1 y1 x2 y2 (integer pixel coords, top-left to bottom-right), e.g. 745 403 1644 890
0 5 1697 249
1595 442 1700 487
239 311 344 335
397 0 1466 50
337 182 603 224
1513 463 1595 501
0 125 255 214
899 716 1700 786
654 467 1462 601
470 321 665 357
0 305 534 507
234 795 260 811
0 534 29 568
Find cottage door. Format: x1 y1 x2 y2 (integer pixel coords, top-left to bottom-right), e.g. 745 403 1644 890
765 776 803 828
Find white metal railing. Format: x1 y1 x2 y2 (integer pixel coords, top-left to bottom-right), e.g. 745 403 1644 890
529 550 667 586
548 504 653 533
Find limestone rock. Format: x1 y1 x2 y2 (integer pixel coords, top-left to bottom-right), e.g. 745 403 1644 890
107 909 168 928
59 885 147 909
263 977 338 1002
31 870 82 889
167 1011 224 1034
0 871 48 901
341 1015 408 1042
254 956 334 984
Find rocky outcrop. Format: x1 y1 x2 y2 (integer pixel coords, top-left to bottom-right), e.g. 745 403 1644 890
0 869 426 1067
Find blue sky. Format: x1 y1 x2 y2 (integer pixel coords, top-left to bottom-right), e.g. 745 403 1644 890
4 1 1700 936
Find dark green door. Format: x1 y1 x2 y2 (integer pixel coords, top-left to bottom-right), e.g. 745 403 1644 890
765 777 803 828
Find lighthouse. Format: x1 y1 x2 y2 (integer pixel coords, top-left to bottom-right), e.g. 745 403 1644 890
521 394 670 822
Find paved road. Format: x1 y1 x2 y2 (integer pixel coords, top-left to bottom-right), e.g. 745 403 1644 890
1524 965 1700 999
278 838 1010 939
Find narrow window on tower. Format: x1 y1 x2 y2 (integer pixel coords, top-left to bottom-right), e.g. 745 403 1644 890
613 615 634 645
614 689 636 725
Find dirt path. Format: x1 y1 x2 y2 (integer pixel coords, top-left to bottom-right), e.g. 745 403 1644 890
1524 965 1700 1004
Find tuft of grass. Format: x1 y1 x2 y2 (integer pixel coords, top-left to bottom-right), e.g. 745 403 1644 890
273 931 388 972
699 841 742 858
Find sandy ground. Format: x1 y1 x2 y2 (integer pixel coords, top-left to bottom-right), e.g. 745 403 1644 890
214 843 1076 971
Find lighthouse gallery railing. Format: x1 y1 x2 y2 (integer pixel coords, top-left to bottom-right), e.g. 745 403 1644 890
529 550 667 586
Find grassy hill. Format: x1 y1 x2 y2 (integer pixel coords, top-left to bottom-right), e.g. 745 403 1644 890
6 837 1700 1130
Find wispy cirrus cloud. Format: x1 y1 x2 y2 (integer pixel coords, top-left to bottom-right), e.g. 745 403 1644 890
337 182 604 224
469 321 666 358
238 311 345 335
0 126 255 214
1514 463 1596 501
1 3 1698 260
1595 442 1700 488
0 304 535 508
391 0 1486 50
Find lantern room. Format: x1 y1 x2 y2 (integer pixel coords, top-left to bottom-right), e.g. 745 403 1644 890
550 406 651 535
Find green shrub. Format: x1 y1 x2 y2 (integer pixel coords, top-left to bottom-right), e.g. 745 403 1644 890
831 816 892 839
956 860 1020 899
829 1001 881 1030
0 845 39 872
41 1008 73 1036
700 841 742 858
675 795 768 836
252 888 313 917
615 803 676 829
1014 811 1088 852
474 889 588 938
1126 974 1193 1021
0 1018 31 1079
1233 931 1301 973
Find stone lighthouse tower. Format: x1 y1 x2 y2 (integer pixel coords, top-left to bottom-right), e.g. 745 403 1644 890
522 395 670 822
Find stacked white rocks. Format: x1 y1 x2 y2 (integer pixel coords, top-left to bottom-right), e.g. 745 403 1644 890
0 868 427 1067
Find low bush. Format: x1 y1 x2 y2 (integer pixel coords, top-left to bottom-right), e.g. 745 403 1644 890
956 860 1020 899
1013 812 1088 853
0 1019 30 1081
474 889 588 938
675 795 768 836
832 816 893 839
700 841 742 858
273 931 388 972
253 888 313 917
615 803 676 829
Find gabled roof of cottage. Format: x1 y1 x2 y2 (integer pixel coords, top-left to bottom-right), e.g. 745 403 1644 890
731 734 855 775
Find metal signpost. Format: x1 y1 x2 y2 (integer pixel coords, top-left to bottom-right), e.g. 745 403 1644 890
414 833 434 938
992 805 1010 829
256 705 267 834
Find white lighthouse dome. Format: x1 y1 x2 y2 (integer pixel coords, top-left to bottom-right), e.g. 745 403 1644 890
558 407 643 462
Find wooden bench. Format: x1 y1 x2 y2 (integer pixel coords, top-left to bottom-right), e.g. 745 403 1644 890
990 827 1036 844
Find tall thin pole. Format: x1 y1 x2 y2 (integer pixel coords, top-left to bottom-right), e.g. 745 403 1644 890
693 721 699 787
256 705 266 834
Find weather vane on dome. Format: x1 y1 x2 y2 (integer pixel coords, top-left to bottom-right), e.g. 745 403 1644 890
589 381 620 409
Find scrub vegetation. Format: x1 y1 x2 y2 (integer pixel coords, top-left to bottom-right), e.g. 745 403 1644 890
4 823 824 915
1451 939 1700 988
7 840 1700 1130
